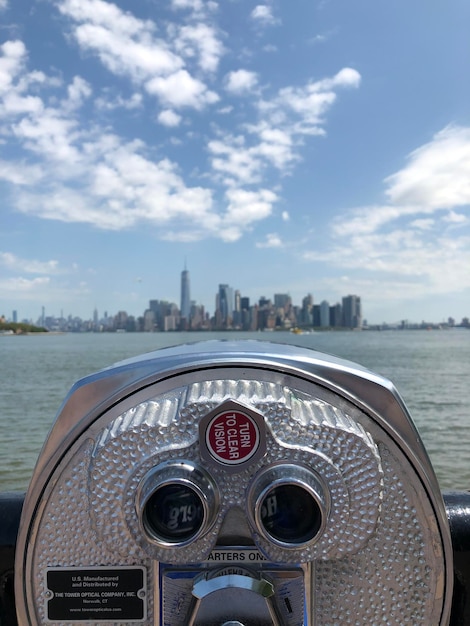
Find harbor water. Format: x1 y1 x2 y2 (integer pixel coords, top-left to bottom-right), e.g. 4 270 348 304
0 330 469 492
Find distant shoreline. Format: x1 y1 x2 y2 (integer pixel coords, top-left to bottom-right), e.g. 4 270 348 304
0 321 51 335
0 331 65 336
1 326 467 337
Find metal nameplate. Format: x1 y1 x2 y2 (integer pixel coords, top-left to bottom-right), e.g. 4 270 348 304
45 566 146 622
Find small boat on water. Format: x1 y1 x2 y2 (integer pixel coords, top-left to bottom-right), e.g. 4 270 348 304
290 327 313 335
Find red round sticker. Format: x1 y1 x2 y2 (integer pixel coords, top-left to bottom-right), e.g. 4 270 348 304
206 410 260 465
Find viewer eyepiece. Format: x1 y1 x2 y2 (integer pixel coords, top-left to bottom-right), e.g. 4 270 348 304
137 460 219 547
249 464 328 548
259 483 323 544
143 483 205 543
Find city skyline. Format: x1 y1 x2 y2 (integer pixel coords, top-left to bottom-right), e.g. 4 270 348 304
4 272 467 328
1 2 469 325
8 275 364 329
5 265 468 330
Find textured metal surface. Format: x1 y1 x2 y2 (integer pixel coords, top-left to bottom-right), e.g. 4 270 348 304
22 373 444 624
3 491 469 625
15 341 453 625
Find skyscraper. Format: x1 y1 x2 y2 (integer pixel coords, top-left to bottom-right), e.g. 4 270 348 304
274 293 291 310
342 295 362 328
180 264 191 320
217 284 234 327
233 289 241 327
320 300 330 327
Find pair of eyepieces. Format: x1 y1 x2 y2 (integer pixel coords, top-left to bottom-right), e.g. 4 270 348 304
137 461 327 549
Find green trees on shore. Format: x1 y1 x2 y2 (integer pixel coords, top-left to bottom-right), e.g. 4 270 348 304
0 321 48 334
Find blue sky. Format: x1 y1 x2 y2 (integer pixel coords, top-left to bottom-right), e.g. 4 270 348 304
1 0 469 324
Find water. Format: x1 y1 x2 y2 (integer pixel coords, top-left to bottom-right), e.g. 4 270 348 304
0 330 469 492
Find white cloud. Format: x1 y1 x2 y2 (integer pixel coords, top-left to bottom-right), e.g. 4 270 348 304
95 92 143 110
57 0 150 35
146 69 219 110
385 125 470 210
209 134 264 185
268 69 359 129
217 105 233 114
0 252 61 274
216 188 277 240
333 125 470 239
444 210 468 224
308 232 470 297
0 276 51 293
309 34 328 44
12 106 83 166
310 67 361 91
158 109 182 127
71 23 182 79
172 23 224 73
281 210 290 221
170 0 204 11
1 90 44 116
57 0 182 77
0 275 92 309
209 68 360 185
263 44 277 53
265 68 360 132
256 233 283 248
0 30 362 246
10 124 219 234
0 0 8 10
0 49 94 178
308 125 470 299
332 205 407 237
0 40 48 119
225 69 258 95
253 124 294 168
63 76 92 111
0 37 272 243
0 41 221 236
0 40 25 92
56 0 222 113
250 5 279 26
410 218 434 230
0 159 43 184
170 0 219 21
165 187 278 243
